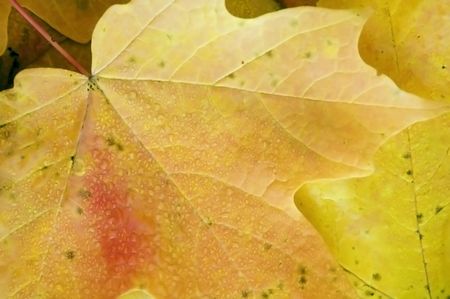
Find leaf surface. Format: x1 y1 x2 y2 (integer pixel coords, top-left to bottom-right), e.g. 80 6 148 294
0 0 446 298
0 69 359 298
91 0 444 215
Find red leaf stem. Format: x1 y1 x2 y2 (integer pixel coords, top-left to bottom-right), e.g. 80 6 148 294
9 0 90 76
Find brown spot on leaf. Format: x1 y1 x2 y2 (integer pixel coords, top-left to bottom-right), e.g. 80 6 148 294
365 290 375 296
372 273 381 281
65 250 75 260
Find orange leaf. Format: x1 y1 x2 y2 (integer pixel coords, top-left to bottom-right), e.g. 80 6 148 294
0 0 446 297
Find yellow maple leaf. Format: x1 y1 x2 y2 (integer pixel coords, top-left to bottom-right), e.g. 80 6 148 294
296 113 450 298
317 0 450 102
295 1 450 298
0 0 447 298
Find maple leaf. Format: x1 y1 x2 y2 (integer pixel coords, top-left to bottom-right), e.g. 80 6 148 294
316 0 450 102
0 0 128 54
293 1 450 298
0 0 447 298
0 67 359 297
296 113 450 298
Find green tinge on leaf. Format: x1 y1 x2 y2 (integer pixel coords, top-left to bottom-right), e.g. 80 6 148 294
118 289 156 299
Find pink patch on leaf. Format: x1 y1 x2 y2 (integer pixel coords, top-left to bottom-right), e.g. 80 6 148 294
85 149 155 282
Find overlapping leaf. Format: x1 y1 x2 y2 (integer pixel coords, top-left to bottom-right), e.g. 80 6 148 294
0 0 128 55
296 114 450 298
0 8 91 90
317 0 450 101
295 1 450 298
0 0 446 297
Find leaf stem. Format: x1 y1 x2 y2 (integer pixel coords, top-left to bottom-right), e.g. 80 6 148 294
9 0 90 76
